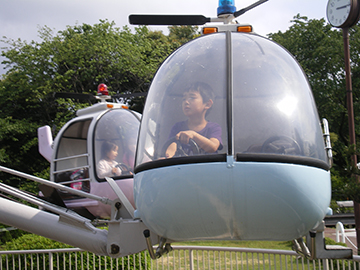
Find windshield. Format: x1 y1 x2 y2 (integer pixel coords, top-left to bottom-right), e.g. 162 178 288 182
137 33 227 164
136 32 327 168
231 34 327 162
94 109 140 180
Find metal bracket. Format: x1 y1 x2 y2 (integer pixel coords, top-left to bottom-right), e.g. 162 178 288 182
305 221 353 259
105 177 135 219
143 230 173 260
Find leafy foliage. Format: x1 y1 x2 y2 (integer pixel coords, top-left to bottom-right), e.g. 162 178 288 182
1 233 70 250
0 21 197 189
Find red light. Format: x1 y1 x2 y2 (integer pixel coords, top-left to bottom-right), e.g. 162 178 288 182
97 83 108 96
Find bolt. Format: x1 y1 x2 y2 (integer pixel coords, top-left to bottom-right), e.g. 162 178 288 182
110 244 120 254
115 202 121 209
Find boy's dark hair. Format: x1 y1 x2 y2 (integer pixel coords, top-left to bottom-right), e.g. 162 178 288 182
186 82 215 103
186 82 215 116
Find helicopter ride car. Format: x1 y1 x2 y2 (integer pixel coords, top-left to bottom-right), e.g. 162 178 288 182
0 0 352 260
37 83 141 219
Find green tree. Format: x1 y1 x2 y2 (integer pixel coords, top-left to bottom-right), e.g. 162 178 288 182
0 20 200 189
168 25 200 44
0 20 189 188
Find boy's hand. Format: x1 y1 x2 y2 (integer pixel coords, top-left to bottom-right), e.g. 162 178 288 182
176 130 196 144
176 130 220 153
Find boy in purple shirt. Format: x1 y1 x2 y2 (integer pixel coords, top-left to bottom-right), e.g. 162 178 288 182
166 82 223 158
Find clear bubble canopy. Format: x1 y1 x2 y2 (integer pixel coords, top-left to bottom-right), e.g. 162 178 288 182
136 32 328 170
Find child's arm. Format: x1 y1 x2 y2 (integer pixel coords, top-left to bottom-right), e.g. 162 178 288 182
165 142 177 158
98 160 121 178
176 130 220 153
112 166 122 176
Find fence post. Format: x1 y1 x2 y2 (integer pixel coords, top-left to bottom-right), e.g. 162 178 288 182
189 249 194 270
322 259 329 270
48 252 53 270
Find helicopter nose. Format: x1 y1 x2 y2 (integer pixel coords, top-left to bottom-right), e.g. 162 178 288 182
134 159 330 241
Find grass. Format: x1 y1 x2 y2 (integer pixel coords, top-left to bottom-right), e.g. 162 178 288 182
175 236 348 250
175 240 294 250
152 241 305 270
152 239 345 270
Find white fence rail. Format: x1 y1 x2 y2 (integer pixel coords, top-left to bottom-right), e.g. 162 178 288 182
0 246 360 270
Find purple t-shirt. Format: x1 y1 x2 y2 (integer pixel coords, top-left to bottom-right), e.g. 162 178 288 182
169 120 223 153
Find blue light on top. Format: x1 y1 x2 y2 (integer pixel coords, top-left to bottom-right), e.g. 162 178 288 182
217 0 236 16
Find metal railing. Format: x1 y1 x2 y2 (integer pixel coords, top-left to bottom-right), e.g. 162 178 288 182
336 221 358 251
1 246 360 270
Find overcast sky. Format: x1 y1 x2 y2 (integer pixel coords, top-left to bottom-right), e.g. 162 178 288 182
1 0 329 75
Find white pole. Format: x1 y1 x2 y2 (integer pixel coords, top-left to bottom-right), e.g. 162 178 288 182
336 222 346 243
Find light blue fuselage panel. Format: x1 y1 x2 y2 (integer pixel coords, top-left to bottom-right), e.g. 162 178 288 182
134 161 330 242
